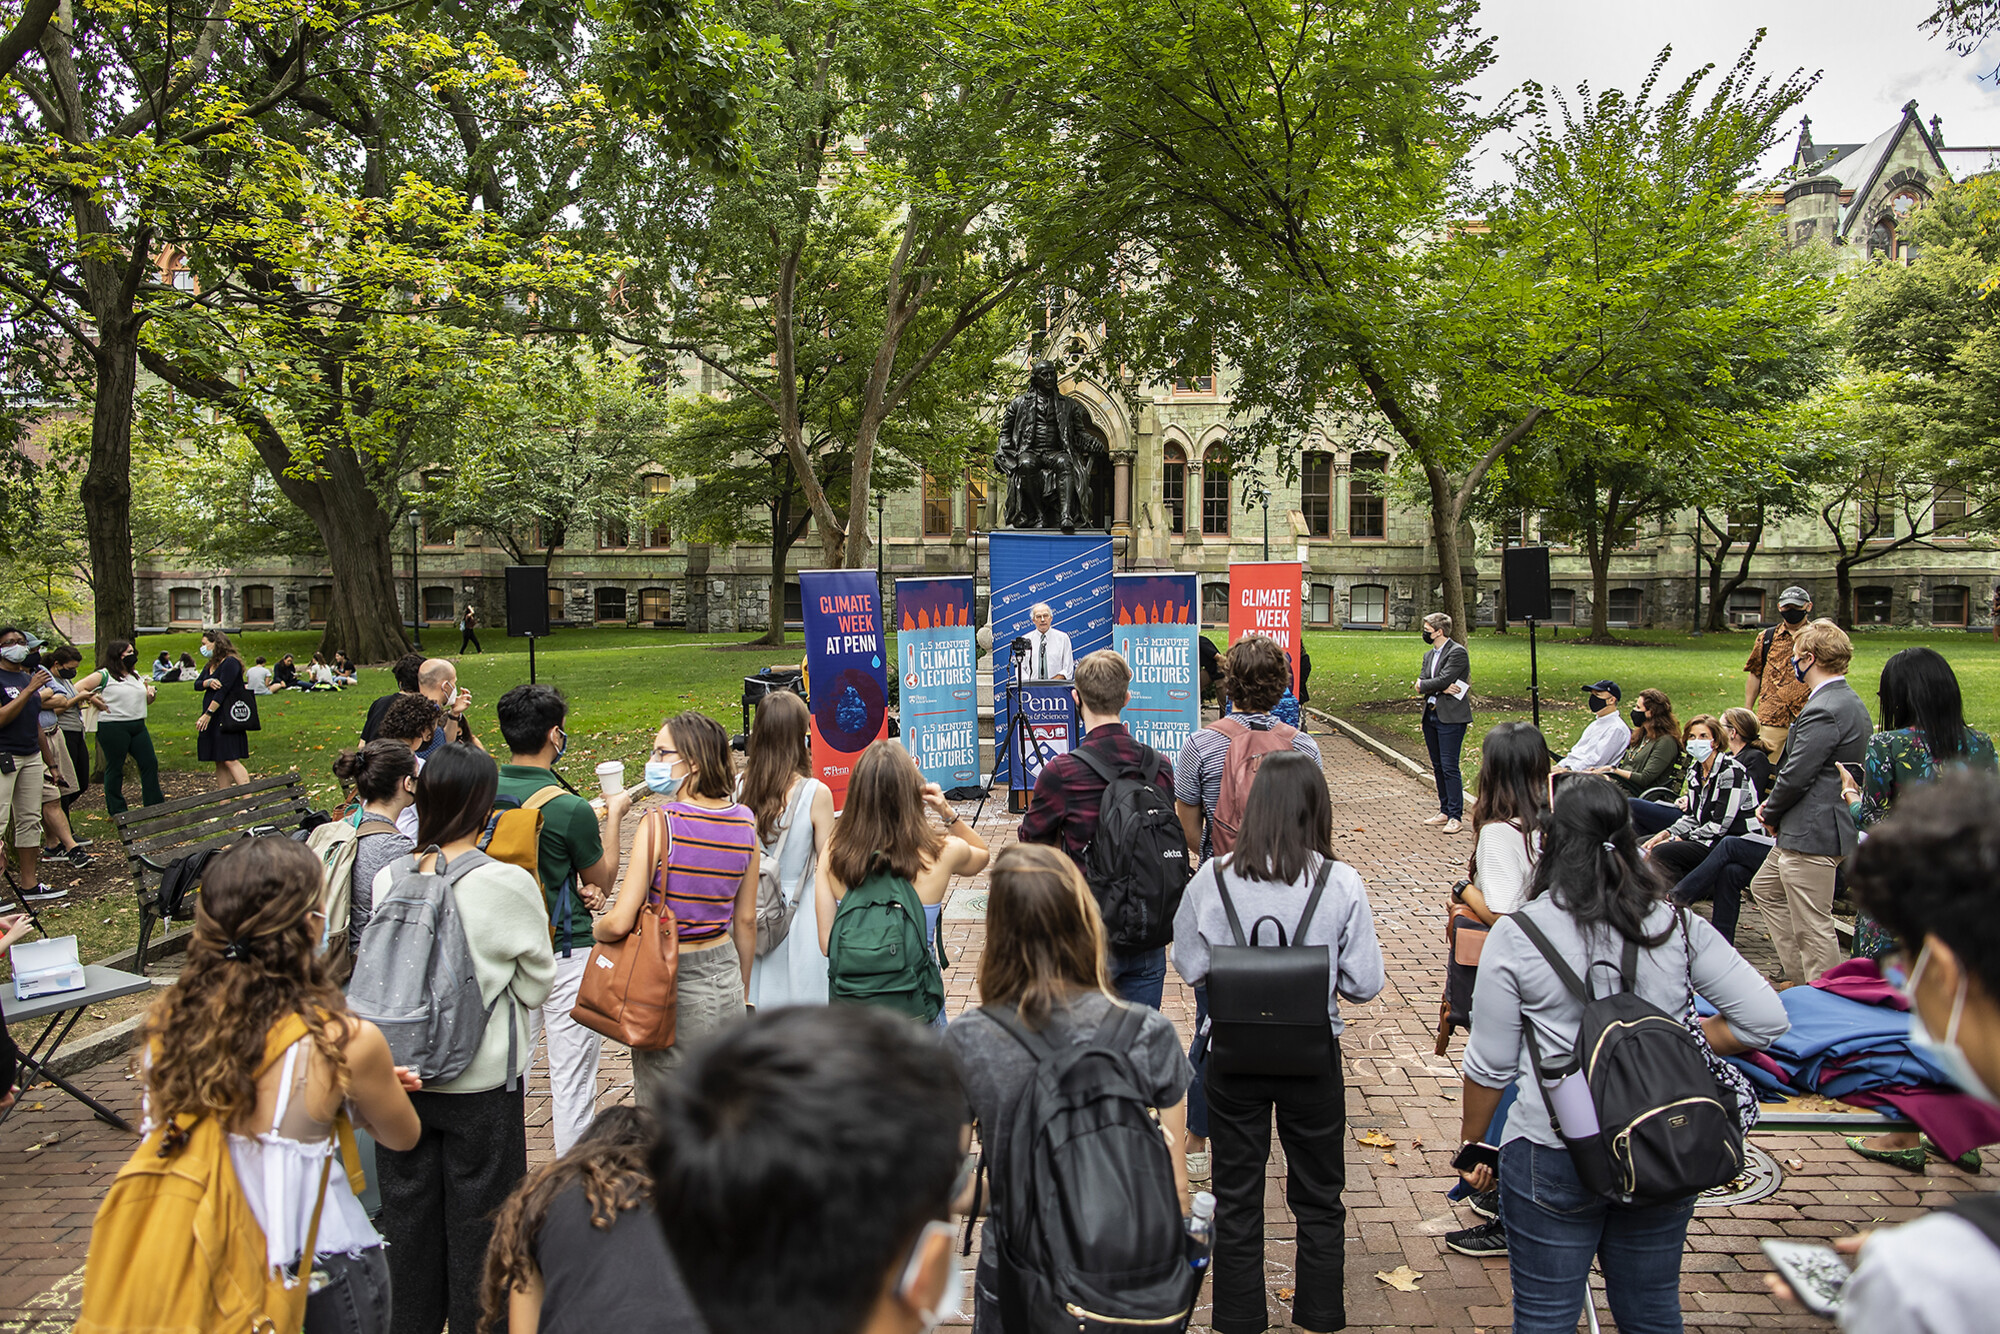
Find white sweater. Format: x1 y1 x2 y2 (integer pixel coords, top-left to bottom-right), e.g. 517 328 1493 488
427 857 556 1095
1473 819 1539 916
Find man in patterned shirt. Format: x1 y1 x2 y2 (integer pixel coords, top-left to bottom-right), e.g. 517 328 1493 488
1744 586 1813 759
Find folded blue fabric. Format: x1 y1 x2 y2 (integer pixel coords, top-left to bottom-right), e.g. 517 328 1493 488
1703 986 1947 1096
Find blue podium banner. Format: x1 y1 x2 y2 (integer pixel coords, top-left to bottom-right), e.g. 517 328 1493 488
1012 682 1078 793
1114 573 1200 758
800 569 889 810
990 531 1115 786
895 577 981 793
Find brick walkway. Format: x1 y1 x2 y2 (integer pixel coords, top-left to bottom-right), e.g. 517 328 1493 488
2 727 1988 1331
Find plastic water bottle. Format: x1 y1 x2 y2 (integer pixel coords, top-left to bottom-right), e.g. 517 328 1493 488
1186 1191 1216 1271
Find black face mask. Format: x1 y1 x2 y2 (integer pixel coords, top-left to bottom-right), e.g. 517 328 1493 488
58 666 75 679
1780 607 1806 625
1631 707 1646 727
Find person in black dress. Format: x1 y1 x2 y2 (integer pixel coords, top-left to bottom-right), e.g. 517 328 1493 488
195 629 251 786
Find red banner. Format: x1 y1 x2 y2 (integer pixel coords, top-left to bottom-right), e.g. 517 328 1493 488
1227 562 1302 688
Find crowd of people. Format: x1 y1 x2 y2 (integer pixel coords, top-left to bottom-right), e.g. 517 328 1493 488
0 604 1989 1334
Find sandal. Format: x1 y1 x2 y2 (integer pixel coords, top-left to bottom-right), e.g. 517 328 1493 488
1844 1135 1927 1172
1923 1136 1983 1173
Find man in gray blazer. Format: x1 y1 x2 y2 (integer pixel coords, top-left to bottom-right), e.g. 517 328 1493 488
1748 619 1872 983
1415 612 1473 833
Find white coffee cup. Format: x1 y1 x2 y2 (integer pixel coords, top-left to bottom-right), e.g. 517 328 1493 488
595 760 625 797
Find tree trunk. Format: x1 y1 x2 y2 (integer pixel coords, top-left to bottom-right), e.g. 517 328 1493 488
1834 558 1856 631
756 489 799 648
81 326 138 648
1587 537 1612 640
320 504 409 663
1422 463 1468 643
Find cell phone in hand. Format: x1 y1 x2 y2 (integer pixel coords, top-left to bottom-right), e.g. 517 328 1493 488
1451 1141 1500 1174
1760 1238 1848 1317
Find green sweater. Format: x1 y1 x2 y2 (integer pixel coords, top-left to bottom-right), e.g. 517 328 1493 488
1612 734 1683 799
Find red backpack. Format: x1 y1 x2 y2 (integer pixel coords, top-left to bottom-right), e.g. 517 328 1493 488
1207 717 1298 856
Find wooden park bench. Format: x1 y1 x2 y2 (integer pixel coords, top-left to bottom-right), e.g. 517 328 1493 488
112 773 319 973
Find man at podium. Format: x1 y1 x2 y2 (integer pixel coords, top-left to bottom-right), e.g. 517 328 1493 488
1023 603 1073 681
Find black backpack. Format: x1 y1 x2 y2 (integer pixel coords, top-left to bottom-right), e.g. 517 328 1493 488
978 1005 1200 1334
1513 912 1744 1203
1204 858 1336 1079
1073 746 1189 950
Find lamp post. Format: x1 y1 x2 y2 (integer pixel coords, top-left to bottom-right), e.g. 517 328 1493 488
1243 475 1272 561
407 509 423 651
876 491 886 604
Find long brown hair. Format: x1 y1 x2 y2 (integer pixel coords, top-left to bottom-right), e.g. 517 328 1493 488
826 740 943 888
1720 706 1768 753
1633 688 1679 744
977 845 1111 1029
480 1105 655 1333
666 711 736 801
201 628 240 662
739 691 810 844
139 838 351 1127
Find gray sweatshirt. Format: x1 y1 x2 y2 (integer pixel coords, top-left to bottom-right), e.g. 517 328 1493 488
1171 853 1385 1032
1462 895 1789 1150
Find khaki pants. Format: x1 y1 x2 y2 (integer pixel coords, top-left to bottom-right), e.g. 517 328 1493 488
1760 725 1789 762
1749 846 1842 983
0 751 45 849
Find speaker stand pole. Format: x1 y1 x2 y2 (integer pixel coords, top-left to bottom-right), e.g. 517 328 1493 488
1527 617 1540 732
528 633 538 685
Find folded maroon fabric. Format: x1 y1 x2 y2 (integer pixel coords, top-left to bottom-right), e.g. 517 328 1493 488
1842 1086 2000 1161
1812 956 1908 1011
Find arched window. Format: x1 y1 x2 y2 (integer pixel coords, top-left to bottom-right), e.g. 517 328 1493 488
1308 584 1334 625
1348 584 1387 626
1162 446 1186 535
547 585 566 626
169 587 201 623
595 587 628 623
1853 587 1893 625
1201 447 1230 536
242 585 275 625
1608 588 1644 627
1348 452 1386 539
1301 452 1334 538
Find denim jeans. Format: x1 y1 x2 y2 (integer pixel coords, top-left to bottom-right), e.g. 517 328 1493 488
1627 798 1681 838
1423 712 1467 819
1500 1139 1696 1334
1106 945 1166 1010
1668 834 1765 943
305 1248 393 1334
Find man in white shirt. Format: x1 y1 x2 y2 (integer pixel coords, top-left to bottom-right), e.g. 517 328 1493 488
1023 603 1073 681
1556 679 1631 771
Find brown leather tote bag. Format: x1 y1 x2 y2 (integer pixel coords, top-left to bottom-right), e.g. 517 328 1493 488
572 808 680 1049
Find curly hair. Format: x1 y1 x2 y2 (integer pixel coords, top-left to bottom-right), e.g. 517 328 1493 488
139 837 352 1128
1223 633 1290 713
1633 688 1679 744
481 1106 656 1333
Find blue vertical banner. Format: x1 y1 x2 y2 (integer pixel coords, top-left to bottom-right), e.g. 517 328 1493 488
895 577 981 795
989 531 1115 787
800 569 889 811
1114 573 1200 757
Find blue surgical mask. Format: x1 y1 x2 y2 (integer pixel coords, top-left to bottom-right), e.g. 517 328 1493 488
645 759 682 797
554 727 568 762
1902 943 2000 1107
1791 655 1809 683
199 644 213 659
1686 739 1713 763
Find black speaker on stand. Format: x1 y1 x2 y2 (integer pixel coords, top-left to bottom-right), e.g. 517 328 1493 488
1501 547 1552 730
505 565 550 683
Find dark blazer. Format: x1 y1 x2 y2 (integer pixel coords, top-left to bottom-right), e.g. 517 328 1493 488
1418 638 1473 726
1761 678 1872 858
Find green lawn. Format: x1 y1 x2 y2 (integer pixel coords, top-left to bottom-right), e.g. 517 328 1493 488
1301 626 2000 780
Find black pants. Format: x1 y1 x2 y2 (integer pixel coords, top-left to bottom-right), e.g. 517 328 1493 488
376 1085 526 1334
1207 1041 1347 1334
459 629 481 653
1669 834 1765 944
58 730 89 813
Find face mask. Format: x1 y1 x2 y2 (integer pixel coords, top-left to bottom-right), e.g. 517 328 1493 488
1588 694 1607 712
122 653 137 666
1686 738 1713 763
1630 708 1645 727
1902 943 2000 1107
645 759 682 796
898 1220 964 1334
553 727 568 761
199 644 213 659
1791 656 1810 684
1781 607 1806 625
1422 629 1434 644
58 666 75 679
0 645 26 664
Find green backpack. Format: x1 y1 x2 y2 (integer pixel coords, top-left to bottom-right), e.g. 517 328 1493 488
827 867 946 1023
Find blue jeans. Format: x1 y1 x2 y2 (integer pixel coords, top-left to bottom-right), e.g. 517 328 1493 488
1500 1139 1696 1334
1106 945 1166 1010
1627 798 1680 838
1423 712 1467 819
1669 834 1765 944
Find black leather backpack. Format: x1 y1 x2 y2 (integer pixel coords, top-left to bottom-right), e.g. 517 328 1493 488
1205 858 1336 1078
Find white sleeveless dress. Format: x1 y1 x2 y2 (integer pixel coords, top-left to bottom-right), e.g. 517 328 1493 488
744 778 830 1009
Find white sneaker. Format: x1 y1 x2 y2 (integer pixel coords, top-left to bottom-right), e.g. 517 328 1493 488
1423 814 1451 826
1442 819 1463 835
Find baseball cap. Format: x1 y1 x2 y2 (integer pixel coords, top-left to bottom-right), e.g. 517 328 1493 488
1779 586 1810 607
1582 679 1622 701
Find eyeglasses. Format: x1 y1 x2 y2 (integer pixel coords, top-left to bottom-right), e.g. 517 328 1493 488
650 746 679 763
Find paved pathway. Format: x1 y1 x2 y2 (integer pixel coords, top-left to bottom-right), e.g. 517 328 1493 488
2 728 1987 1330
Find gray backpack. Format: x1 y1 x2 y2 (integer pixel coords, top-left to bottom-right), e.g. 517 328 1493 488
346 847 514 1087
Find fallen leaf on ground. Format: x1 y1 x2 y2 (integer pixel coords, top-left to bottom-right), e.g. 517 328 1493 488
1275 1287 1295 1302
1411 1137 1424 1148
1356 1130 1396 1148
1382 1154 1398 1166
1376 1266 1423 1292
28 1102 43 1111
1784 1158 1804 1170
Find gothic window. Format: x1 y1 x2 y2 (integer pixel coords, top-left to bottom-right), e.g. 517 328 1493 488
1162 447 1186 534
923 472 953 536
1348 452 1386 539
1301 452 1334 538
1201 447 1230 536
645 474 674 548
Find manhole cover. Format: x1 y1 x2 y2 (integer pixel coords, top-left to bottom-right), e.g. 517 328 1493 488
1697 1142 1783 1208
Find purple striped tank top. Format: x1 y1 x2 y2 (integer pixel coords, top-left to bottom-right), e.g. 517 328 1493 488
653 801 758 943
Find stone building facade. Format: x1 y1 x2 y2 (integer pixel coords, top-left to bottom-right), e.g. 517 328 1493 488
134 106 2000 644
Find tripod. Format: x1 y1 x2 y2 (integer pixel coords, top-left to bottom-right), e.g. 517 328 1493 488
967 660 1068 827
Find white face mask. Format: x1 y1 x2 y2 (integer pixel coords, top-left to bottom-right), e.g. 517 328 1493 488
1902 942 2000 1107
1686 738 1713 763
897 1221 964 1334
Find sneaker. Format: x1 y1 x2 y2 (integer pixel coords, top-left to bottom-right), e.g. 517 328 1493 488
1445 1219 1508 1257
1441 818 1463 835
22 882 67 903
70 837 94 848
1422 814 1450 826
63 846 91 869
1467 1188 1500 1221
